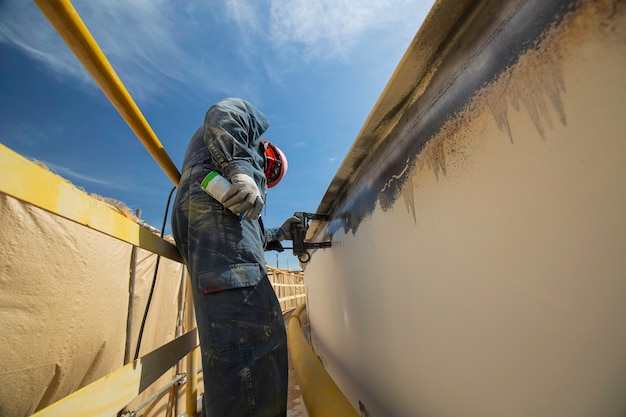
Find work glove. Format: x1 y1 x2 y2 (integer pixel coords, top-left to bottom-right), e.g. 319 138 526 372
221 174 264 220
279 215 302 241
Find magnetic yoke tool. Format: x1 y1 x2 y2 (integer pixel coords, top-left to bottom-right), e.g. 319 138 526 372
289 212 332 263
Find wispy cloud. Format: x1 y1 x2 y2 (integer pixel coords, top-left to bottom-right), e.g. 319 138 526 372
0 120 53 149
0 121 130 191
0 1 94 85
226 0 426 61
222 0 432 88
42 161 124 188
0 0 208 101
0 0 431 100
268 0 418 61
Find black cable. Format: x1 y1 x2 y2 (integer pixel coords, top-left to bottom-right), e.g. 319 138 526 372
134 186 177 360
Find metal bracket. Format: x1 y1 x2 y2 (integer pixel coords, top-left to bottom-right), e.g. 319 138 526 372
289 212 331 263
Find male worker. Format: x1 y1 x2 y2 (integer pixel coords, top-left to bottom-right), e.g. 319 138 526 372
171 98 298 417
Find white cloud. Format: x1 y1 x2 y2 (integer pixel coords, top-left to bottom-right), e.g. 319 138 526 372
222 0 434 88
270 1 381 59
43 161 122 188
0 0 203 100
0 2 94 85
0 0 433 100
226 0 428 61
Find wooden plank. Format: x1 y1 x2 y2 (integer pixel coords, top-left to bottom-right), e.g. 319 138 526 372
0 143 182 262
31 330 197 417
271 283 306 288
278 294 307 303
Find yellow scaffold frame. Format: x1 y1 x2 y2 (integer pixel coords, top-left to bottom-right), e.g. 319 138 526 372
11 0 360 416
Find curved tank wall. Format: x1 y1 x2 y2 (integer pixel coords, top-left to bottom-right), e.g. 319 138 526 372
303 0 626 416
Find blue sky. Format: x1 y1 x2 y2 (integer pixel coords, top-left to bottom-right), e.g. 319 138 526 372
0 0 434 269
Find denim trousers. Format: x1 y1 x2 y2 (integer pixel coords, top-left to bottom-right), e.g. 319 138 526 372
172 167 288 417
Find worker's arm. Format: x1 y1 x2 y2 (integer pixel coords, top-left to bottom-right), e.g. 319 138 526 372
264 216 302 251
203 98 269 181
203 98 269 218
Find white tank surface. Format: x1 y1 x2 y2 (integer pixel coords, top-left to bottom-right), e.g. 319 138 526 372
302 0 626 416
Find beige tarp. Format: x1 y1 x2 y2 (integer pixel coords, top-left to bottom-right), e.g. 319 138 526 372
0 194 188 417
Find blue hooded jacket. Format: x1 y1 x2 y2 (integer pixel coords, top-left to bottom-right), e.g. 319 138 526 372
172 98 282 293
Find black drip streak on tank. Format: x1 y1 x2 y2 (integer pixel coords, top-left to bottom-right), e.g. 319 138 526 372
329 0 579 237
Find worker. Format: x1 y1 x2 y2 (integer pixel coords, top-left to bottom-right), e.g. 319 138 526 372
171 97 299 417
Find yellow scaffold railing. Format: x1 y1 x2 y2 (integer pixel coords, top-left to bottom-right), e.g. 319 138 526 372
34 0 181 187
25 1 358 416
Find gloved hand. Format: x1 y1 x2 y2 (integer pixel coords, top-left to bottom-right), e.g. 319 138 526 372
221 174 264 219
279 215 302 241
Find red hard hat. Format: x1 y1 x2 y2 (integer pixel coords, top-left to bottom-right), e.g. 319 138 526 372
263 140 287 188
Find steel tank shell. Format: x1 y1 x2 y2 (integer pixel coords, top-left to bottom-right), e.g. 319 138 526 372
302 0 626 416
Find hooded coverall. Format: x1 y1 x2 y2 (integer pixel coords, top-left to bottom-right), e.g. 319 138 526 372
171 98 288 417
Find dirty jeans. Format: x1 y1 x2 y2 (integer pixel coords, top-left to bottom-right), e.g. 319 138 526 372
171 167 288 417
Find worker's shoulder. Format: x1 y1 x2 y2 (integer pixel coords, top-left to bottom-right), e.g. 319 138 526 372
210 98 269 130
213 97 255 110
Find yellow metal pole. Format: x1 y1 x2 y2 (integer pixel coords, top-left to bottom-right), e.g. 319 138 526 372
33 0 181 187
185 274 198 416
186 348 199 416
288 303 359 417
